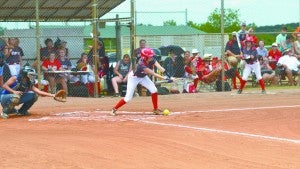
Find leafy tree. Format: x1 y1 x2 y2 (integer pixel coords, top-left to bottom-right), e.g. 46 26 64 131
188 8 241 33
163 20 177 26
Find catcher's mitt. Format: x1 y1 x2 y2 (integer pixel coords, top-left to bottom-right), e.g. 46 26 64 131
54 90 67 102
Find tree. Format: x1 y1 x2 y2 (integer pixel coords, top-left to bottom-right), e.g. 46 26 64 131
188 8 241 33
163 20 177 26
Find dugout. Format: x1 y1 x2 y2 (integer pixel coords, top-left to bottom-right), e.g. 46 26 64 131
0 0 129 97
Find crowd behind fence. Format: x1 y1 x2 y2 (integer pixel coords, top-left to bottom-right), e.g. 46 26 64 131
0 23 299 97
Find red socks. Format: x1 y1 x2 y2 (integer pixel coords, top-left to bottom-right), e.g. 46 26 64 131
151 93 158 110
258 79 265 90
114 99 126 110
239 79 247 90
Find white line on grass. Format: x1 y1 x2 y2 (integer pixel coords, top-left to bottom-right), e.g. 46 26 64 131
139 120 300 144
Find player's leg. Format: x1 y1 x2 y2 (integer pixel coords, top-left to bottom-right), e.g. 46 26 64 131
140 76 162 114
111 72 138 115
18 92 38 115
238 64 251 93
253 62 265 92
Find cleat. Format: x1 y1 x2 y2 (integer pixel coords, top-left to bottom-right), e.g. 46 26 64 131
237 89 242 94
261 90 266 94
153 109 164 115
113 93 121 97
110 108 117 116
1 112 9 119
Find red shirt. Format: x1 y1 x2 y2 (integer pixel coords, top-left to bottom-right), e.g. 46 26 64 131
42 59 62 71
268 49 282 61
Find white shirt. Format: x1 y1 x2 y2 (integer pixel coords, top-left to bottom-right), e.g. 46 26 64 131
277 55 300 71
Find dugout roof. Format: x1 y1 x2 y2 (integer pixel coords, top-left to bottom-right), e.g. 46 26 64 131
0 0 125 21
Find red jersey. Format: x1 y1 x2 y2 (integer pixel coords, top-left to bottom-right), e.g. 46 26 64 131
42 59 62 71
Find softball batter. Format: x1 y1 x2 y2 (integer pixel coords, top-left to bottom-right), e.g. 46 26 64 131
237 36 266 94
111 48 172 116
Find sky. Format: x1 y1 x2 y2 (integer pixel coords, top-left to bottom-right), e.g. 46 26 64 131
1 0 299 29
102 0 300 27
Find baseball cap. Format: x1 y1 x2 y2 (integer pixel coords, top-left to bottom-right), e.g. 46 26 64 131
271 43 278 47
241 22 246 26
232 31 237 35
191 49 199 54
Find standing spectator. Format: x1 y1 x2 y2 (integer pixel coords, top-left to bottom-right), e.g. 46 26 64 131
225 32 243 89
6 37 23 76
277 48 300 86
292 26 300 39
163 49 177 77
279 35 293 53
268 43 282 70
41 52 67 93
237 37 266 94
40 38 56 61
133 39 147 63
256 40 268 58
111 54 132 97
238 22 248 42
293 33 300 59
276 27 288 51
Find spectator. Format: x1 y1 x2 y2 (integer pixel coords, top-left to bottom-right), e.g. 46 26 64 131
293 33 300 59
258 56 278 85
292 26 300 39
6 37 23 76
277 48 300 86
111 54 132 97
279 34 293 53
41 52 67 93
40 38 56 61
133 39 147 63
268 42 282 70
244 28 258 48
225 32 243 89
58 48 72 82
256 40 268 58
276 26 288 51
163 49 177 77
238 22 248 42
183 50 198 93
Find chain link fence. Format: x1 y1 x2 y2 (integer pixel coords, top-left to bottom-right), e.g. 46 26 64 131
0 0 298 97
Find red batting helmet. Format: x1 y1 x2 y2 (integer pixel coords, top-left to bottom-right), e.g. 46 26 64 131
140 48 154 59
245 36 253 43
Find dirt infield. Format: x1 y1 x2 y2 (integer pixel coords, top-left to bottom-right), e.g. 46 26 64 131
0 89 300 169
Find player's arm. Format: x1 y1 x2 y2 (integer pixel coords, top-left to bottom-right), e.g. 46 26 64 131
154 60 165 73
3 76 22 95
32 85 55 97
143 67 167 80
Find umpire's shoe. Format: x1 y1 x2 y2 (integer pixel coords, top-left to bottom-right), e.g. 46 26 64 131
17 110 30 116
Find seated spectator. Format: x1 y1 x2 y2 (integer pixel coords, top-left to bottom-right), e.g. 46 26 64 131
277 49 300 86
268 43 282 70
293 33 300 60
41 52 67 93
258 56 278 85
40 38 56 61
111 54 132 97
58 48 72 82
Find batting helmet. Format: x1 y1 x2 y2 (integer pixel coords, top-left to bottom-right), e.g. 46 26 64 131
245 36 253 43
140 48 154 59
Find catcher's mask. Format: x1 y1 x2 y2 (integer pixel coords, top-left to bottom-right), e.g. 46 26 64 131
22 66 37 83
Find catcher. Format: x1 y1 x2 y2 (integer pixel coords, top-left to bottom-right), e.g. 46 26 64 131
0 66 66 119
